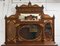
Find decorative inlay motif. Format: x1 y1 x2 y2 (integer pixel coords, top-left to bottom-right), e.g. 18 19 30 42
45 23 53 41
7 20 16 42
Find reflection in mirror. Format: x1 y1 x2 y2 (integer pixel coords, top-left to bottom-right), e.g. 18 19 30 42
18 24 40 39
45 23 52 39
19 13 41 21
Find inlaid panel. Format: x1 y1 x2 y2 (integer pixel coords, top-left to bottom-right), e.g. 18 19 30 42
7 20 16 43
44 22 53 41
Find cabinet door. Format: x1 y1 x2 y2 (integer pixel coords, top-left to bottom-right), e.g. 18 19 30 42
45 23 53 41
7 20 16 43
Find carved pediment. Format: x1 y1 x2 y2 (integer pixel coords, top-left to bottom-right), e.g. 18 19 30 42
15 2 44 13
20 2 41 7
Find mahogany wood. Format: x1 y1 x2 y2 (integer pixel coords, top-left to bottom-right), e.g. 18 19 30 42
1 2 58 46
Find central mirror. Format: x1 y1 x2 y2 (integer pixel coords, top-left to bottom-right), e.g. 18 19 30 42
18 24 41 40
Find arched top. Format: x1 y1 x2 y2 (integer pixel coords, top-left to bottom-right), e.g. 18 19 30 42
15 2 44 13
20 4 40 7
16 2 42 8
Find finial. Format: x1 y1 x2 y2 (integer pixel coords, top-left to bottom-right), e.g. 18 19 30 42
15 5 18 9
28 1 31 6
53 14 55 19
42 5 44 9
5 15 7 19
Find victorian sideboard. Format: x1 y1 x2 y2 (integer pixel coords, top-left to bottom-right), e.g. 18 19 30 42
1 2 58 46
